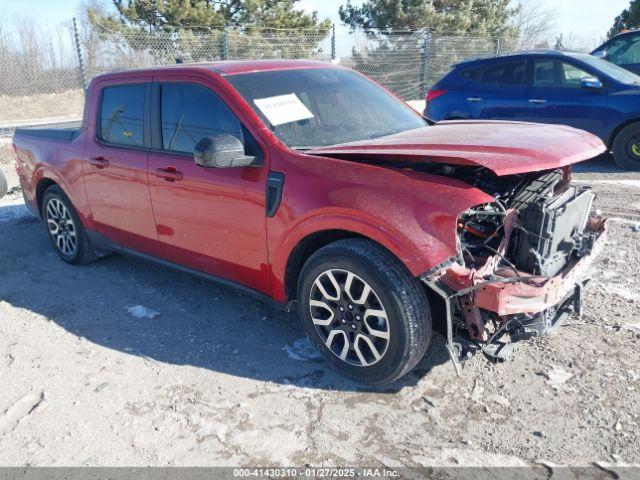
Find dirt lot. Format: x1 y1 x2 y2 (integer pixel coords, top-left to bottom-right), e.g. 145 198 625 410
0 90 84 124
0 144 639 469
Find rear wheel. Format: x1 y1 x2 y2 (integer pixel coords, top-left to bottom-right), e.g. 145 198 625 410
612 122 640 171
298 239 432 385
42 185 98 265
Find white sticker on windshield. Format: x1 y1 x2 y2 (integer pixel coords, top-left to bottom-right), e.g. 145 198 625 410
253 93 314 127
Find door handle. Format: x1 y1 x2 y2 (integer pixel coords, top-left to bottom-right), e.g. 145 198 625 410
528 99 547 104
467 96 483 102
155 166 183 182
89 156 109 169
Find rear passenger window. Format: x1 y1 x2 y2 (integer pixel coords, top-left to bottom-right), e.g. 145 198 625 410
161 83 243 154
99 85 145 147
460 65 485 83
480 61 526 86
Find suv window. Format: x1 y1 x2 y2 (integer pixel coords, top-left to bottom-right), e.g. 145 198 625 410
460 65 485 83
606 34 640 65
99 84 145 147
480 61 526 86
533 60 592 88
161 83 243 154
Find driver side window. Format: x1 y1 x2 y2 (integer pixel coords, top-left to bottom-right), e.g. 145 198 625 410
533 60 593 88
160 83 243 154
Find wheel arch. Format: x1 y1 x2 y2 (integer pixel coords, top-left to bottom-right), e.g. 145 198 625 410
608 118 640 148
283 229 368 303
271 208 456 304
35 177 60 216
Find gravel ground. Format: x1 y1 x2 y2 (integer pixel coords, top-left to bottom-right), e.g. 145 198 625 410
0 147 639 468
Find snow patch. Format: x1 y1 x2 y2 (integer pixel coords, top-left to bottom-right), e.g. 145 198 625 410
597 283 640 301
197 421 228 442
623 323 640 335
573 179 640 189
543 366 573 392
283 337 321 362
125 305 161 320
0 194 30 224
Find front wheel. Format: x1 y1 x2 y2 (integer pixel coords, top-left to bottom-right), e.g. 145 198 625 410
612 122 640 171
298 239 432 386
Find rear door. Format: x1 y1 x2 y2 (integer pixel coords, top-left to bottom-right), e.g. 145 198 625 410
522 58 609 137
146 79 271 294
83 79 161 255
461 59 528 120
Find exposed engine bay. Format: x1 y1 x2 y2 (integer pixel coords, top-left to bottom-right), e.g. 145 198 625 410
453 166 596 277
411 162 607 372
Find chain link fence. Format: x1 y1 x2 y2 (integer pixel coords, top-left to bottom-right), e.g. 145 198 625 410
0 21 549 123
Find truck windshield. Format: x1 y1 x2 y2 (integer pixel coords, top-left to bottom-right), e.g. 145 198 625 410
227 68 427 149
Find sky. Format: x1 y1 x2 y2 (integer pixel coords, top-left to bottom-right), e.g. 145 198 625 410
1 0 633 48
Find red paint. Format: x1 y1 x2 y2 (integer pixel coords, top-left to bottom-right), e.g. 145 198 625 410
310 121 607 176
13 61 606 307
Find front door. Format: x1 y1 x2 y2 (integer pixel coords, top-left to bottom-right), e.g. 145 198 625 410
522 58 609 138
83 80 161 254
147 81 271 294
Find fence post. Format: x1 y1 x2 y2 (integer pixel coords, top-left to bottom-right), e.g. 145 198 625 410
220 26 228 60
495 37 501 56
419 31 431 99
331 24 336 61
72 17 88 93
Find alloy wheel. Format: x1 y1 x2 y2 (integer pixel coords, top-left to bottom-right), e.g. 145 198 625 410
45 198 78 257
309 269 390 367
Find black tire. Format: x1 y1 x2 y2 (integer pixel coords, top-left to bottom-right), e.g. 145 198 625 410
0 170 7 199
612 122 640 171
297 238 432 386
41 185 98 265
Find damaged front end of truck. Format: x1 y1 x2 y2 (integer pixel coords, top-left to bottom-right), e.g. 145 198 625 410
421 166 607 373
309 122 609 372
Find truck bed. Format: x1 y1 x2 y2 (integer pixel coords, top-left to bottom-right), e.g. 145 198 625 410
14 123 82 142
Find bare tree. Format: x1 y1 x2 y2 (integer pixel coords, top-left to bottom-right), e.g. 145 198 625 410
511 2 557 48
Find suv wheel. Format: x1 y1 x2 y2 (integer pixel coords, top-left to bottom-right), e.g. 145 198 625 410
298 239 432 385
42 185 98 265
612 122 640 171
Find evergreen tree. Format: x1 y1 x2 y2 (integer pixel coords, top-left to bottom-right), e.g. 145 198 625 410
609 1 640 38
84 0 332 66
337 0 520 101
92 0 330 32
339 0 518 36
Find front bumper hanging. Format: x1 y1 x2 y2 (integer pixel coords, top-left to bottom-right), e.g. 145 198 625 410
422 213 607 374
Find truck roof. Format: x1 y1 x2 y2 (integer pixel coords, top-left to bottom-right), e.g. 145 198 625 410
91 59 335 81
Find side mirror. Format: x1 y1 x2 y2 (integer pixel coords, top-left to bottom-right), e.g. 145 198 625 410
580 77 603 90
592 50 608 60
194 134 256 168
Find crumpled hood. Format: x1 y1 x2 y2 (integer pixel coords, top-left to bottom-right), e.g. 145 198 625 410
308 121 607 176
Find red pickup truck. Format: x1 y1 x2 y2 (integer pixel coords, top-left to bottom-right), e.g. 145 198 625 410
13 60 607 385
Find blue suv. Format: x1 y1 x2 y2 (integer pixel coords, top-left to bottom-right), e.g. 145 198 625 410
425 50 640 170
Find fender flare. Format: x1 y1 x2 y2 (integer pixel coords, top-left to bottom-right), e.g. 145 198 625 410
269 209 454 302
